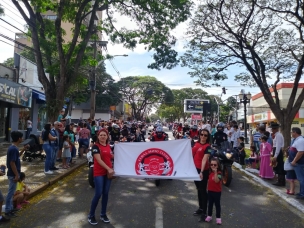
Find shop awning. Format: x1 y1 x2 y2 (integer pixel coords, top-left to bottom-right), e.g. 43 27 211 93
32 90 45 101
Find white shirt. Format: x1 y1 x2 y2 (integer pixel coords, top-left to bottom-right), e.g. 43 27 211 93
292 136 304 152
205 124 211 132
27 120 32 128
233 129 240 147
273 131 284 158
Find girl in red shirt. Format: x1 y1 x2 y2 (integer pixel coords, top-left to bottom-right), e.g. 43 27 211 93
88 129 114 225
205 158 222 225
192 129 212 221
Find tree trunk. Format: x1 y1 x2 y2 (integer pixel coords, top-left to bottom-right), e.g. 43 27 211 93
277 111 292 149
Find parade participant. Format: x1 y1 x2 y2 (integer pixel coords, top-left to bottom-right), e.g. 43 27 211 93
88 129 114 225
189 125 199 139
259 136 274 179
212 122 228 147
270 123 285 186
150 126 168 141
192 129 211 221
183 122 190 134
290 127 304 199
205 158 222 225
110 124 120 142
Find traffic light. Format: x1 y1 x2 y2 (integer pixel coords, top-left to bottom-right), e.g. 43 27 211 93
222 87 226 94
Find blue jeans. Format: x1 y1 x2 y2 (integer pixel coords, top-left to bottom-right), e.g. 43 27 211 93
294 163 304 196
89 175 112 217
253 141 260 152
50 145 58 169
43 144 53 172
5 176 17 213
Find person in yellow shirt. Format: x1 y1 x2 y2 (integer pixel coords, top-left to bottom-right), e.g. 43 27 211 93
13 172 30 210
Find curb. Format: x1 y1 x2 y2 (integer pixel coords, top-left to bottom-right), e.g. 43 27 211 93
233 162 304 213
28 160 87 199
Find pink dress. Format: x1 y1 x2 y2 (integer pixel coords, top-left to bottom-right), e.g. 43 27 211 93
259 142 274 179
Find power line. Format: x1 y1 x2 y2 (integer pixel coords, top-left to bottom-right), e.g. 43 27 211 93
0 24 17 34
0 18 28 36
1 3 25 20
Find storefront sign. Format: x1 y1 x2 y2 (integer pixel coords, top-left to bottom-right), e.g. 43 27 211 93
292 121 299 124
0 78 32 108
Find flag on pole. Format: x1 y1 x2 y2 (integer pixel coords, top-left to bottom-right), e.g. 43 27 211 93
114 139 200 180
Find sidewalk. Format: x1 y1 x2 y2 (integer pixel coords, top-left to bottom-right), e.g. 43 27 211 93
233 162 304 213
0 143 86 199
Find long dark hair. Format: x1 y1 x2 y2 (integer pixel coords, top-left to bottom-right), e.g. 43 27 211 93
42 123 52 141
64 125 71 134
209 157 221 172
199 129 211 144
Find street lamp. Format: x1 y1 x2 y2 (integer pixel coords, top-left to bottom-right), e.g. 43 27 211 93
239 91 252 144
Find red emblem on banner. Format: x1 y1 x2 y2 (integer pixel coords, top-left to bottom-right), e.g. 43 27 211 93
135 148 174 176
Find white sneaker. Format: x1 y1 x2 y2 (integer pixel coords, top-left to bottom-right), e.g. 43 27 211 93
44 170 54 174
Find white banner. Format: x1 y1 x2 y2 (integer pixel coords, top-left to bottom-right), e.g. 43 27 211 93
114 139 200 180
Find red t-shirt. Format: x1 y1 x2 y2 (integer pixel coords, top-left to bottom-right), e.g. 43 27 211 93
177 126 183 132
208 171 222 192
189 130 198 138
192 142 211 170
92 143 113 176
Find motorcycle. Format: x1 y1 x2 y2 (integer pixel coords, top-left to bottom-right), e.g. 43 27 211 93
211 142 234 187
87 141 115 188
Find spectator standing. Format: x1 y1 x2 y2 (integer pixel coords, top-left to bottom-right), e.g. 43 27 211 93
259 136 274 179
238 137 245 165
270 123 285 186
26 117 32 139
252 126 261 153
285 138 297 195
42 124 57 174
78 123 90 158
5 131 28 217
290 127 304 199
64 124 76 165
62 135 71 168
91 121 97 140
50 122 60 171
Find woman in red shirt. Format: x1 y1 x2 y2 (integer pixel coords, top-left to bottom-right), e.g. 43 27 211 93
192 129 212 221
88 129 114 225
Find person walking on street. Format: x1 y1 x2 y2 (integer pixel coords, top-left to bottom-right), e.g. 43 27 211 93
192 129 212 221
205 158 222 225
270 123 285 186
290 127 304 199
88 129 114 225
5 131 28 217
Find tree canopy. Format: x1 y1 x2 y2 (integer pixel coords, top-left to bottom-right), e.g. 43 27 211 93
181 0 304 145
2 57 14 68
12 0 192 121
117 76 174 120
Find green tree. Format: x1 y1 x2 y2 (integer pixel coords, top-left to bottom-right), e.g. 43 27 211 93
118 76 174 120
181 0 304 145
12 0 191 121
2 57 14 68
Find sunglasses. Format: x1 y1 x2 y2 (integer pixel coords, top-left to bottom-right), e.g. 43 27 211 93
210 164 217 167
200 134 208 137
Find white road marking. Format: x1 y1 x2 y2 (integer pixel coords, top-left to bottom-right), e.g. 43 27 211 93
155 207 163 228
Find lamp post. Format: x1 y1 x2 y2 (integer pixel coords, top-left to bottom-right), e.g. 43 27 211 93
239 91 251 144
214 97 220 123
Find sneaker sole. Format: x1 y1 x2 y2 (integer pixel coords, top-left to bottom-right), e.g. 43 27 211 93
101 219 110 223
88 219 98 225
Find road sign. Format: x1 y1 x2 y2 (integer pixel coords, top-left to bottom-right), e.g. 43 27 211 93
184 99 210 113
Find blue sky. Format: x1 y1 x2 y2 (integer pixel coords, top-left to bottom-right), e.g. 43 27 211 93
0 0 263 101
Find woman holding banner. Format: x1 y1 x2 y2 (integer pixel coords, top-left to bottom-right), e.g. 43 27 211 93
192 129 212 222
88 129 115 225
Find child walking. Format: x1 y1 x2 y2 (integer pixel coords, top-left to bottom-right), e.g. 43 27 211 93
13 172 30 209
62 135 71 169
205 158 222 225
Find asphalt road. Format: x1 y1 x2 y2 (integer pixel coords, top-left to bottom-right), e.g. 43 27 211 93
4 127 304 228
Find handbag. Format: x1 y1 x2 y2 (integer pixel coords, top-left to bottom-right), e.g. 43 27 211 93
284 159 294 171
